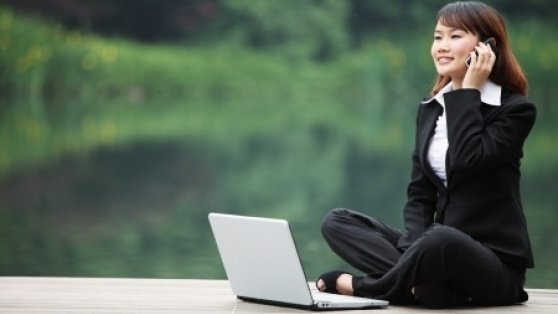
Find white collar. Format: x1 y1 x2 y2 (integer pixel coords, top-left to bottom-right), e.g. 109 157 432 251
422 80 502 107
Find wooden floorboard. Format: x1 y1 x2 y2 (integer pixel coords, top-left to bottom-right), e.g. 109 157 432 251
1 277 557 313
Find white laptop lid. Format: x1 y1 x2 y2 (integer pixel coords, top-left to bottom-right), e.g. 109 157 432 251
208 213 388 310
208 213 314 306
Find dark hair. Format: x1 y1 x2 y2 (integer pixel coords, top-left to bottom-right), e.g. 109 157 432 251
431 1 527 95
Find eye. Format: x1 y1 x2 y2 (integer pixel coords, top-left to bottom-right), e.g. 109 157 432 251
451 35 462 39
433 35 442 40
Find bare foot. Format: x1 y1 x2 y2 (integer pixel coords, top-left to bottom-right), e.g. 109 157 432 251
317 274 354 295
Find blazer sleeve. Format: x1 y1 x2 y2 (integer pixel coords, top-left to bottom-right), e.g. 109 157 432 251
397 105 438 250
444 89 536 174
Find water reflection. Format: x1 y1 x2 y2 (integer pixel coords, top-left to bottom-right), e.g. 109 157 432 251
0 139 224 278
0 136 556 289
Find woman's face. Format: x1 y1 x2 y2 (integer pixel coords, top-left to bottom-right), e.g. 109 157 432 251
431 22 479 81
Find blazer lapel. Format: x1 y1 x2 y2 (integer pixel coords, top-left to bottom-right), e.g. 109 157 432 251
418 102 445 188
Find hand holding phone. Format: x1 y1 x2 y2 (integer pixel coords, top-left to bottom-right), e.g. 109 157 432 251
465 37 497 67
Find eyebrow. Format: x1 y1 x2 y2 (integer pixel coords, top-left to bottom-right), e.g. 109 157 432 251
434 28 464 33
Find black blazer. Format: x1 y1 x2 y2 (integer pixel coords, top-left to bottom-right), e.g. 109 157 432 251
397 88 536 269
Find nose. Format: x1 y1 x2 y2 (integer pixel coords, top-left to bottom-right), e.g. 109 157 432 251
433 38 450 53
437 43 449 52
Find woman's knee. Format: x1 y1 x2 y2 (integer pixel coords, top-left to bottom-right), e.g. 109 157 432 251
417 225 468 255
321 208 350 237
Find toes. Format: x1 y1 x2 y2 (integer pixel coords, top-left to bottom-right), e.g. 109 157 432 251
316 279 326 291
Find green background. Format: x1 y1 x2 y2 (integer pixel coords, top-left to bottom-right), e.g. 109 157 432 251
1 0 557 288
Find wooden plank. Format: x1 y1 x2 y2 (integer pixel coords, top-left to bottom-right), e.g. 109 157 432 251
0 277 557 313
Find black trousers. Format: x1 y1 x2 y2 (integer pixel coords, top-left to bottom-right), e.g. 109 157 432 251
321 208 527 306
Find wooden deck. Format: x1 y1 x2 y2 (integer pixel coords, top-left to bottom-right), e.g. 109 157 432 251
1 277 557 313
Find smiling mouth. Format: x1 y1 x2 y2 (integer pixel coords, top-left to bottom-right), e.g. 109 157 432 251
437 57 454 64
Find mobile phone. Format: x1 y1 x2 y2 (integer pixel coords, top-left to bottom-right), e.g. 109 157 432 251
465 37 497 67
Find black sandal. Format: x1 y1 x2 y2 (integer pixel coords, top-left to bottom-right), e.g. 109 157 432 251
316 270 350 294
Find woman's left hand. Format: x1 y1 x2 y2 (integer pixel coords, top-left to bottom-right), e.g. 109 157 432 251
462 41 496 90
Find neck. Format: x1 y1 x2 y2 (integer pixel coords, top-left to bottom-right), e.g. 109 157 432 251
451 77 463 90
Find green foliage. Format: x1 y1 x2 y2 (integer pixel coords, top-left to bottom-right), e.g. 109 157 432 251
1 5 558 289
219 0 349 60
0 7 96 102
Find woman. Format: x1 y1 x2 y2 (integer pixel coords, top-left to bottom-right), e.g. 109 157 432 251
316 1 536 308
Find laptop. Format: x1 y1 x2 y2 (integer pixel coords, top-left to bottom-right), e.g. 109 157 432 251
208 213 389 310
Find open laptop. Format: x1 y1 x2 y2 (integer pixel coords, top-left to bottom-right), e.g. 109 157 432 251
208 213 389 310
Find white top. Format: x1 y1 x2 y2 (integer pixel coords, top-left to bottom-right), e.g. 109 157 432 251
422 81 502 186
428 110 449 184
